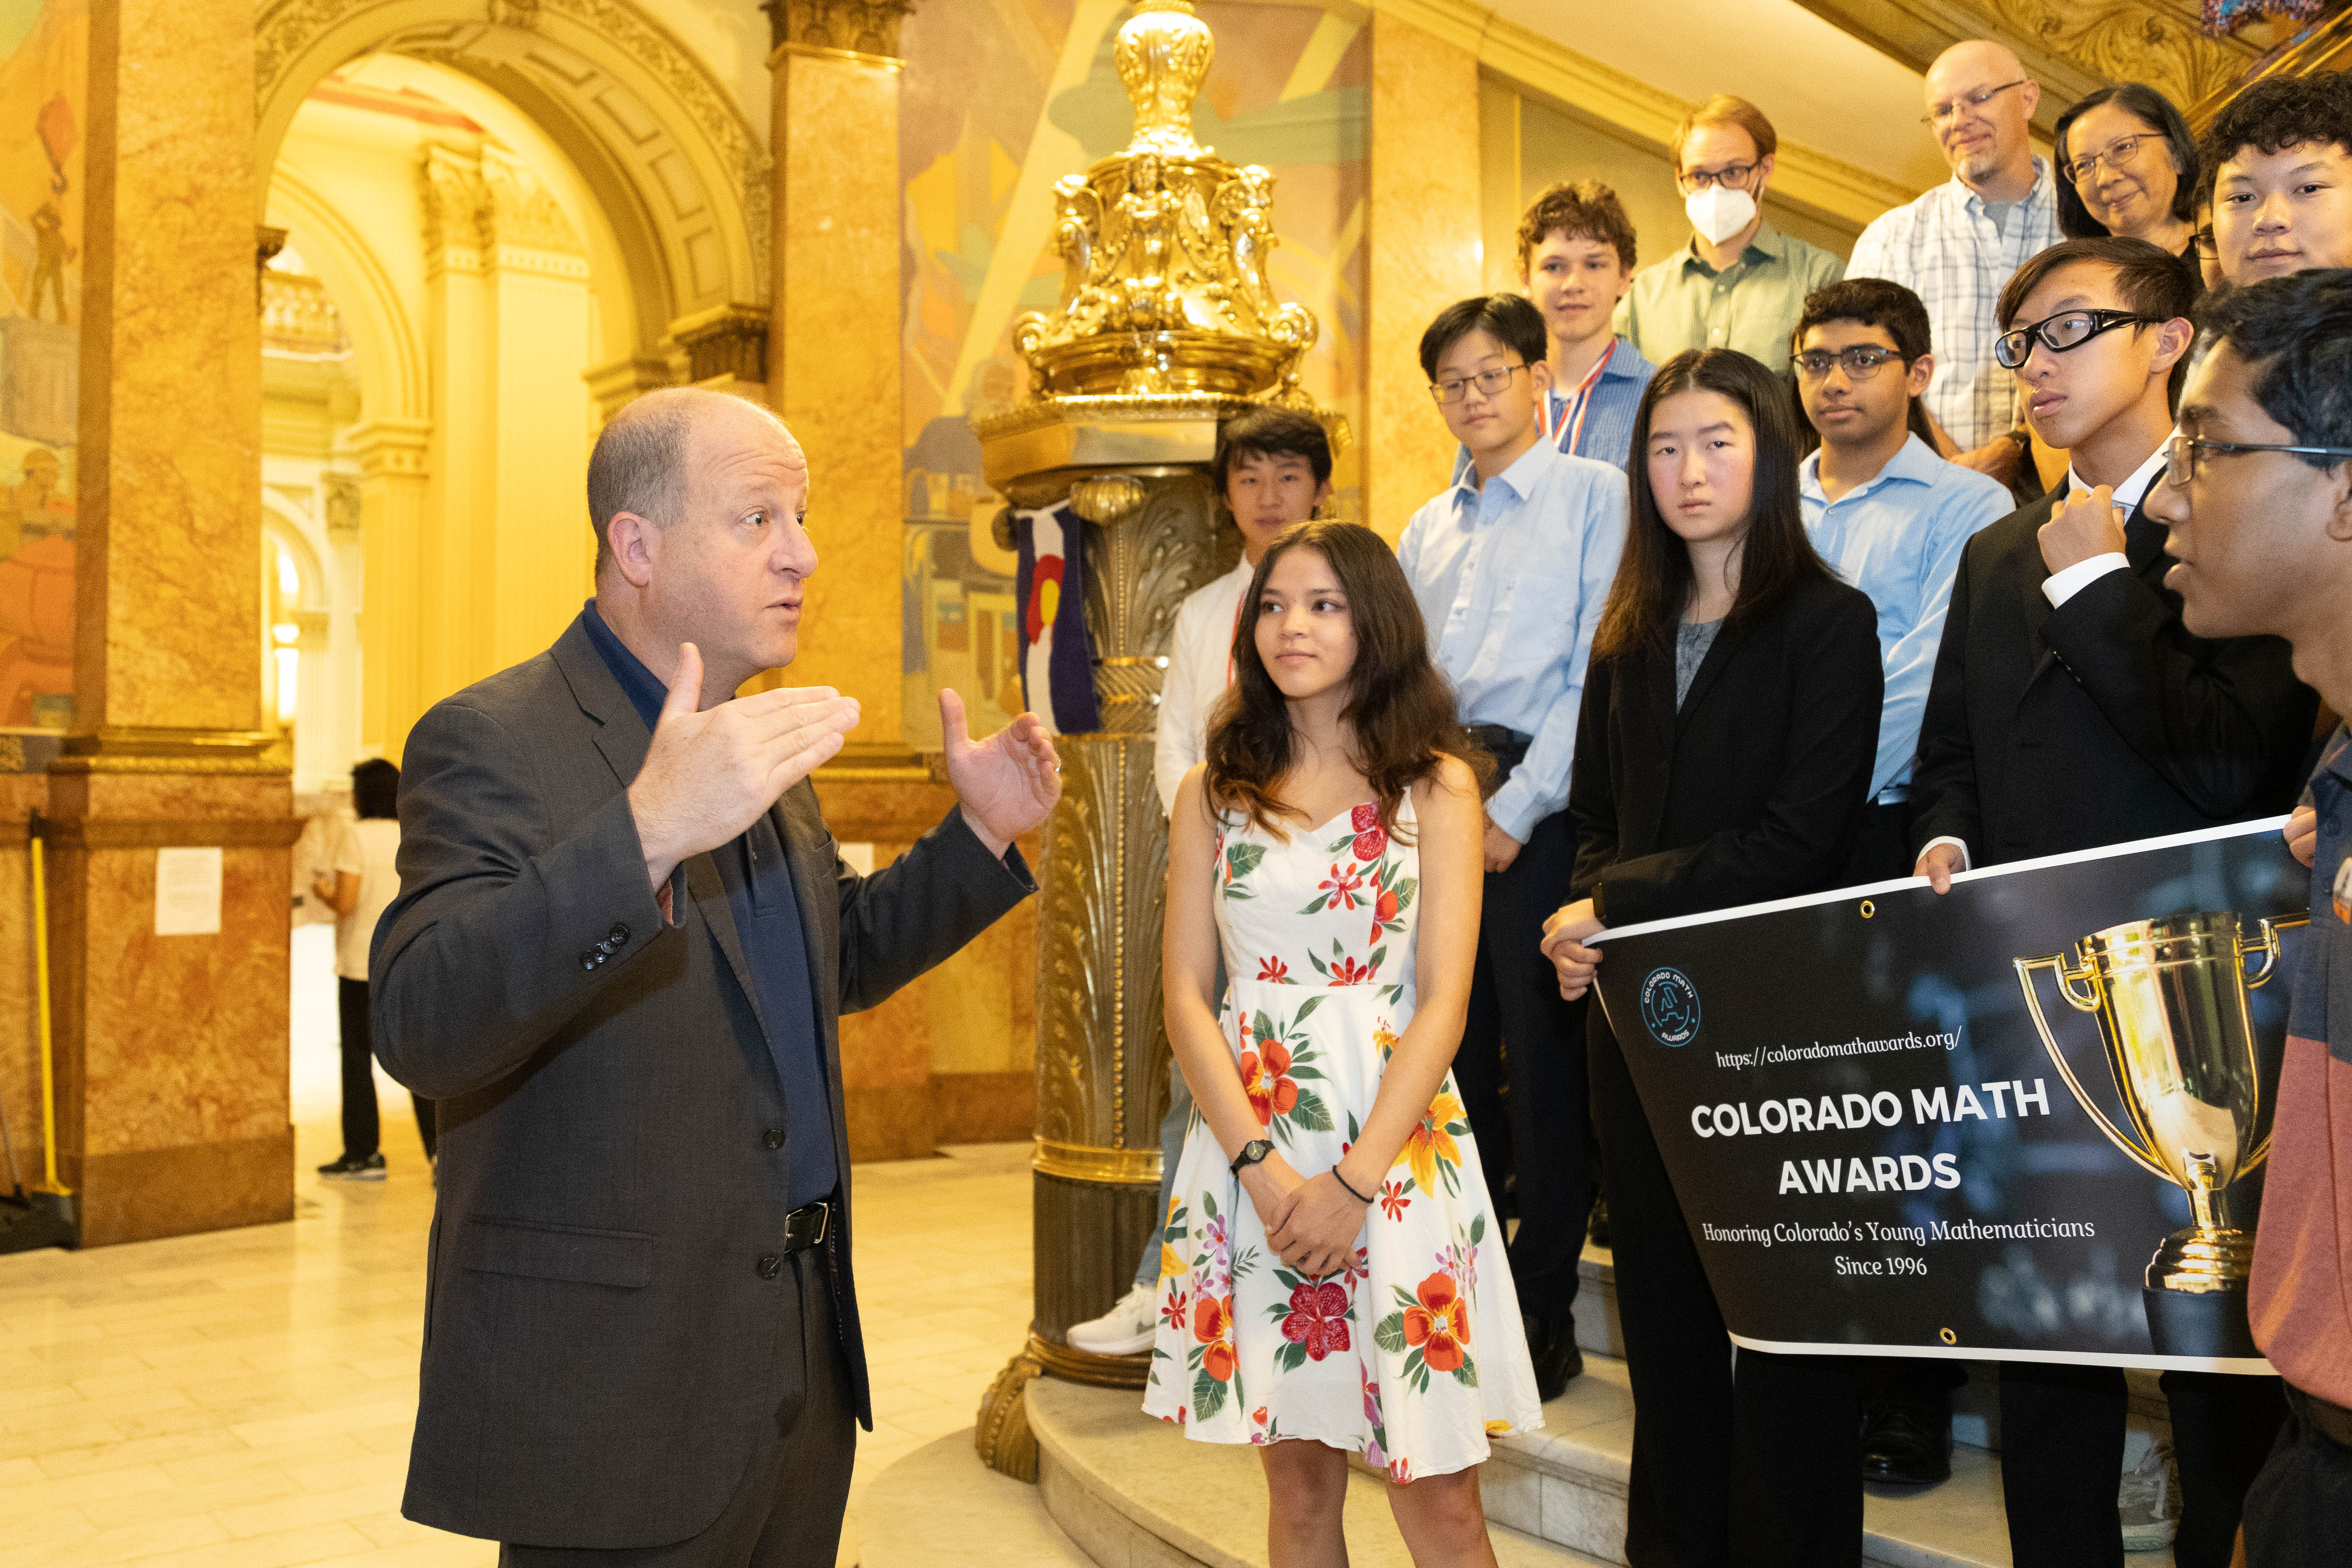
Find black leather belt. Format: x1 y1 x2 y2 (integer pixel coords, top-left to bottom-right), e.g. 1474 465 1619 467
782 1199 831 1253
2298 1384 2352 1449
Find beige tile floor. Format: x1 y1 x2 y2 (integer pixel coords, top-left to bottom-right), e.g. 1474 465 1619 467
0 926 1038 1568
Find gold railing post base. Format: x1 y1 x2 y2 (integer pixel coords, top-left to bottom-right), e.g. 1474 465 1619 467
974 1333 1154 1483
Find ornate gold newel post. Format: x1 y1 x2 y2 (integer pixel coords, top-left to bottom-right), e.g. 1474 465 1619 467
972 0 1345 1480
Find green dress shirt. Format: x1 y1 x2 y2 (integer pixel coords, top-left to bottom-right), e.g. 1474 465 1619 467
1612 221 1845 377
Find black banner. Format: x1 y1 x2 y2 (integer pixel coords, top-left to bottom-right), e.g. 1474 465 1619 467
1590 821 2305 1372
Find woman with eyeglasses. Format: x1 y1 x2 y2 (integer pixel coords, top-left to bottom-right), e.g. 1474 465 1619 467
1542 348 1883 1567
2054 84 2202 278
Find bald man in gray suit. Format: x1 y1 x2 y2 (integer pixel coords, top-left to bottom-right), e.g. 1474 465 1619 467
372 389 1062 1568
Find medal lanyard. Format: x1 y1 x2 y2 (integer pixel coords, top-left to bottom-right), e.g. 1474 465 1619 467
1543 338 1616 456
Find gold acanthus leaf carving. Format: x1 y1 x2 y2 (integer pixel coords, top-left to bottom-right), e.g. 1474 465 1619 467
1979 0 2252 110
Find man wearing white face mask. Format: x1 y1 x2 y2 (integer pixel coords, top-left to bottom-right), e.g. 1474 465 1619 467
1615 95 1845 377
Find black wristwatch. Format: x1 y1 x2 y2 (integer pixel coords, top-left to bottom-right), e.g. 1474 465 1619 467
1229 1139 1274 1175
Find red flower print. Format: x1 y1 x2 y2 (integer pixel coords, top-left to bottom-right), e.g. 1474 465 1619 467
1378 1180 1411 1221
1326 953 1374 986
1238 1040 1301 1125
1351 803 1380 832
1280 1280 1353 1361
1193 1292 1235 1382
1368 886 1401 945
1318 863 1366 910
1402 1272 1471 1372
1389 1457 1414 1484
1160 1282 1189 1331
1353 825 1389 863
1256 955 1290 983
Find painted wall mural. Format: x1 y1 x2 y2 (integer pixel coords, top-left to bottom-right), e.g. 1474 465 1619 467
0 0 83 730
896 0 1366 749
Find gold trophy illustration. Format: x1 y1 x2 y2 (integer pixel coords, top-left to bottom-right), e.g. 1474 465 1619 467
2015 910 2305 1359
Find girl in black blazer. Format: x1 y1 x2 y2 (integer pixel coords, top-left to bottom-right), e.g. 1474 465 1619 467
1542 349 1885 1568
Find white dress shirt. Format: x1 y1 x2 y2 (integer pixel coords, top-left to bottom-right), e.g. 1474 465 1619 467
1845 160 2064 452
1923 439 2170 872
1154 558 1253 816
1396 440 1629 842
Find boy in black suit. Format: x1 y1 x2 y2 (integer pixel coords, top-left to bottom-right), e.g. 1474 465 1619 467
1910 237 2315 1568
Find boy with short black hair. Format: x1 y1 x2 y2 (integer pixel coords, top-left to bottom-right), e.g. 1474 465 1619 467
2148 268 2352 1568
1065 403 1333 1357
1911 236 2315 1568
2198 73 2352 286
1397 293 1627 1399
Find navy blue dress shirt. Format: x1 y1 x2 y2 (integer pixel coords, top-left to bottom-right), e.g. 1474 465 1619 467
581 603 840 1207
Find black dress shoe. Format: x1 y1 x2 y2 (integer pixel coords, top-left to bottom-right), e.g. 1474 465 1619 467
1523 1313 1584 1401
1859 1402 1952 1484
1587 1196 1611 1248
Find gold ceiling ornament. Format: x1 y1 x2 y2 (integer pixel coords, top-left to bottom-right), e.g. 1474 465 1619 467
1011 0 1320 404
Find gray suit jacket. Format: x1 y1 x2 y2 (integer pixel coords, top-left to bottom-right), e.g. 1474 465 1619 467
371 615 1034 1548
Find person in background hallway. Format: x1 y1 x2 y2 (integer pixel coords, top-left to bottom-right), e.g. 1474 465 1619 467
1845 41 2063 491
1789 279 2010 1486
2053 84 2201 274
1502 179 1658 471
1067 405 1333 1358
1544 347 1882 1568
371 387 1059 1568
316 758 425 1179
2198 73 2352 288
1147 521 1540 1568
1908 238 2311 1568
1615 96 1843 378
2146 268 2352 1568
1399 294 1628 1400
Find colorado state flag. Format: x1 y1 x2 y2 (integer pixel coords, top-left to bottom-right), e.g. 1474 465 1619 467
1013 503 1101 736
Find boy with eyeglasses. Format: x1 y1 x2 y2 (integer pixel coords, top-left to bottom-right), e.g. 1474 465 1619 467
1614 95 1843 377
2146 269 2352 1568
2196 73 2352 288
1910 236 2314 1568
1397 294 1627 1400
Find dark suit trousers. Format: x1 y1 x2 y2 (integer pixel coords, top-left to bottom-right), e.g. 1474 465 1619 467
1591 1009 1860 1567
1999 1363 2285 1568
499 1249 855 1568
1456 808 1590 1318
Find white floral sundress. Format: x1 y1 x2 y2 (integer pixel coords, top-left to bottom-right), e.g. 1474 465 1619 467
1141 794 1544 1480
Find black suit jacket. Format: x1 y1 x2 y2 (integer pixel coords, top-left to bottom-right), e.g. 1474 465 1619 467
370 616 1034 1549
1568 575 1884 927
1909 488 2314 865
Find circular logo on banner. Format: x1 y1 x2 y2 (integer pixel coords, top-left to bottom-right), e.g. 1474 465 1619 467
1639 967 1701 1046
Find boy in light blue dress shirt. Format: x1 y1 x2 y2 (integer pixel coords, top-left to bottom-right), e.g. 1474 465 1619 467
1791 276 2009 1487
1396 294 1627 1400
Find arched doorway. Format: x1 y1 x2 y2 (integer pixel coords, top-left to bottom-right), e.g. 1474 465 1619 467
253 0 769 767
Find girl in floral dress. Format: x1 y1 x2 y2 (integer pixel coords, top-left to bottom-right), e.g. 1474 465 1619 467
1145 522 1543 1566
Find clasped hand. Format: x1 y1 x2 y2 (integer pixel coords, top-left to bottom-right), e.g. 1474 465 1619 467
2038 484 2129 576
1241 1151 1366 1279
1540 897 1603 1000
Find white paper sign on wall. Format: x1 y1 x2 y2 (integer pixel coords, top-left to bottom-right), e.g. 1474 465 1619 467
155 847 224 937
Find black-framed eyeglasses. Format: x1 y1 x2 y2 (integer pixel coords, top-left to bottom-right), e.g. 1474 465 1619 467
1994 308 2158 370
1429 363 1529 404
1676 160 1758 195
2063 133 2155 185
1924 79 2026 127
1794 345 1907 381
2164 434 2352 488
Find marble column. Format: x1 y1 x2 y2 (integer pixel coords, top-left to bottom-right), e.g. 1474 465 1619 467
348 419 429 762
764 0 913 744
51 0 299 1244
1363 10 1483 541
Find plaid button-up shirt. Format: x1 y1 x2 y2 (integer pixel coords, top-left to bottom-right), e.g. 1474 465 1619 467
1845 159 2063 452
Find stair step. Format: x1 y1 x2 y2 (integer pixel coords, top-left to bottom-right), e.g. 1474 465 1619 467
1025 1357 2178 1568
857 1430 1092 1568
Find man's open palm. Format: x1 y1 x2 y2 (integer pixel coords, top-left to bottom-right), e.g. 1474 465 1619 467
942 689 1062 856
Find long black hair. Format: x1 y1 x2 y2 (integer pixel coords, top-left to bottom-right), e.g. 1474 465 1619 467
1594 349 1836 661
2054 83 2199 240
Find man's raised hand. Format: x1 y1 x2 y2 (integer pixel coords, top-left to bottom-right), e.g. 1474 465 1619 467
941 689 1062 858
626 642 861 892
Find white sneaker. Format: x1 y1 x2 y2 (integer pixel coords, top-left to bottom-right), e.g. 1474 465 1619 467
2118 1430 2177 1553
1066 1283 1159 1356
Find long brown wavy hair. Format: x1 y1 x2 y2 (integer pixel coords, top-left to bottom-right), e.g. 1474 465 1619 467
1202 521 1492 840
1594 348 1837 662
